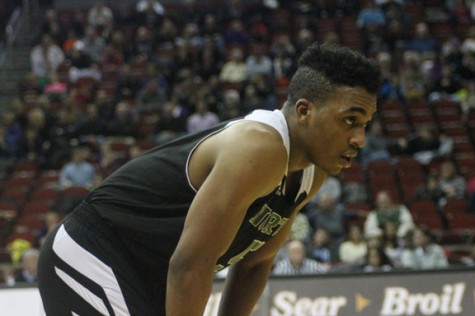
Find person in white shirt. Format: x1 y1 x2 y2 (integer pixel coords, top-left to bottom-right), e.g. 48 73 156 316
187 100 220 134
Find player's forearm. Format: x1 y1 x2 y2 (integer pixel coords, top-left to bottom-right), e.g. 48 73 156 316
166 261 215 316
218 259 274 316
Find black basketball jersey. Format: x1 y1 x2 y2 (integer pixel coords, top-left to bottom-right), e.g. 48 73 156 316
86 109 315 271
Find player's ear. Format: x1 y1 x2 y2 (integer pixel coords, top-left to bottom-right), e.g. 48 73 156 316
295 98 312 125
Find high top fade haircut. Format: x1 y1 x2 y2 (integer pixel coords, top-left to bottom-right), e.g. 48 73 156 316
287 43 381 107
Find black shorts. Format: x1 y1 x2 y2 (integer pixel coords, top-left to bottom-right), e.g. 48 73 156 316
38 202 166 316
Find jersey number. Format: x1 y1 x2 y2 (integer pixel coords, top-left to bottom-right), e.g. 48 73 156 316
214 239 266 272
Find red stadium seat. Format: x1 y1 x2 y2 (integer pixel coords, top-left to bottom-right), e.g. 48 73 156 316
443 199 468 214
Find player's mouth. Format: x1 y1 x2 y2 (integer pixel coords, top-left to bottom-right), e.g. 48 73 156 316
339 153 356 168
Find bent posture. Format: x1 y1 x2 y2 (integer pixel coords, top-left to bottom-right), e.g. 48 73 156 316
38 43 381 316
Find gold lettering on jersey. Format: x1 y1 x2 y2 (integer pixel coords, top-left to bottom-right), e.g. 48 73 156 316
249 205 289 236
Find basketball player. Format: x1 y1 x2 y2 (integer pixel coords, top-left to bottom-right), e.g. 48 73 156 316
38 42 381 316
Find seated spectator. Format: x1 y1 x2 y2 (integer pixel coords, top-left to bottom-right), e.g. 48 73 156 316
219 47 247 83
224 19 249 47
382 221 404 266
186 100 220 133
307 192 346 241
357 0 386 29
14 248 40 284
404 125 453 165
339 224 368 264
136 0 165 26
409 174 444 205
307 228 338 264
365 190 415 239
87 1 114 37
30 34 65 83
155 99 188 144
437 160 467 202
68 40 102 84
428 64 463 102
59 144 95 189
362 247 393 272
81 25 106 62
245 44 272 81
401 226 448 269
289 212 312 243
408 22 439 57
36 211 60 247
273 240 329 275
310 175 342 206
359 119 403 167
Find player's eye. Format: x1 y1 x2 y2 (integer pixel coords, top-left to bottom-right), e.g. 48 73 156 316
343 117 357 126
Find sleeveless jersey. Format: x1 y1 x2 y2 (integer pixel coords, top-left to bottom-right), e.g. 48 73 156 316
87 109 315 271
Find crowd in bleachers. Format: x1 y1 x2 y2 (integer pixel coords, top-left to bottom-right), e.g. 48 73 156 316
0 0 474 283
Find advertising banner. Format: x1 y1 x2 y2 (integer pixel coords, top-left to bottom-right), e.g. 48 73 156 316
1 269 474 315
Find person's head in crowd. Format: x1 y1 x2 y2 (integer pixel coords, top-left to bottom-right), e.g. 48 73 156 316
18 248 40 282
317 192 337 211
27 107 46 130
313 227 331 248
348 224 365 244
296 28 314 48
286 240 307 269
414 22 431 39
375 190 394 211
438 160 459 181
367 235 382 249
412 226 433 249
70 144 91 164
364 246 392 271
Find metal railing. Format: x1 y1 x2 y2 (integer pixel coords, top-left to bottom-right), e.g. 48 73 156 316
0 0 39 66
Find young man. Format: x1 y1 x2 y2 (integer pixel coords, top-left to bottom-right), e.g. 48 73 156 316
38 42 381 316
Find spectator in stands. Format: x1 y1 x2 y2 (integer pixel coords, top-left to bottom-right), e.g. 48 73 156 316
382 221 404 266
307 227 338 264
30 34 65 82
408 22 439 56
219 47 247 83
37 211 61 247
67 40 102 84
241 84 264 114
136 79 167 114
401 226 448 269
289 213 313 243
437 160 467 201
357 0 386 29
197 36 224 80
187 100 220 134
87 1 114 37
81 25 106 62
59 144 95 189
42 9 63 44
133 26 155 62
365 190 415 239
108 101 138 137
246 44 272 81
428 64 463 102
362 246 393 272
1 109 23 161
155 99 188 144
404 125 453 165
307 192 346 241
409 174 444 205
359 119 403 167
136 0 165 26
311 175 342 206
14 248 40 284
273 240 329 275
339 224 368 264
224 19 249 46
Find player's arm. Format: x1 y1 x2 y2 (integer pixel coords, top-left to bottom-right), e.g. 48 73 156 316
217 166 327 316
166 123 288 316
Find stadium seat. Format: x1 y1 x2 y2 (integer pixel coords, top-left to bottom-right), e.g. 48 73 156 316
443 199 468 214
446 212 475 231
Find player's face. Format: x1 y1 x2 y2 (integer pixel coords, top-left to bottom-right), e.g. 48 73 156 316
301 87 376 175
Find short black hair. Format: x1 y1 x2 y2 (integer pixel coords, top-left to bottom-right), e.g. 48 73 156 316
287 43 381 106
